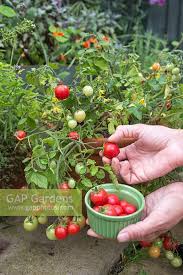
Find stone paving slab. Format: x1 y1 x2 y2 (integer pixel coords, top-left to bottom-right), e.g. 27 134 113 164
0 218 124 275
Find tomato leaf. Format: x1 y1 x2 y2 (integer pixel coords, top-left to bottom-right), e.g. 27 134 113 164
96 169 105 179
81 178 93 187
90 165 98 176
0 5 16 17
30 172 48 188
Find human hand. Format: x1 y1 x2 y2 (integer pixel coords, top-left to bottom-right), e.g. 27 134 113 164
87 182 183 241
102 124 183 184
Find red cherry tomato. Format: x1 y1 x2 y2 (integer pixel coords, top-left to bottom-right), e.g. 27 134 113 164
68 223 80 235
103 142 120 159
93 205 101 212
123 204 137 215
107 194 120 205
120 200 129 209
58 182 70 189
113 205 123 215
68 131 80 140
101 204 117 216
54 85 70 100
90 188 108 206
140 241 152 248
55 225 68 239
163 237 179 251
15 130 26 141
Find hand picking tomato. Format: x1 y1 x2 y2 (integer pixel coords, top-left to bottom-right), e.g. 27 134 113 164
107 194 120 205
15 130 26 141
123 204 137 215
68 223 80 235
103 142 120 159
90 188 108 206
100 204 117 216
24 216 38 232
68 131 79 140
55 225 68 239
54 84 70 100
58 182 70 189
113 205 123 215
74 110 86 123
46 224 57 240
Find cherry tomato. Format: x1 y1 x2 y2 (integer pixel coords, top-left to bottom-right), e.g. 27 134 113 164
172 67 180 75
68 120 77 129
83 41 90 48
151 63 160 71
90 188 108 206
101 204 117 216
75 216 86 229
140 241 152 248
74 110 86 123
163 237 178 251
38 215 48 225
107 194 120 205
68 223 80 235
120 200 129 209
123 204 137 215
75 163 86 175
68 131 79 140
166 63 174 72
46 224 57 240
83 85 93 96
113 205 123 215
148 246 161 258
171 256 182 268
103 142 120 159
165 251 174 261
54 85 70 100
15 130 26 141
93 205 101 212
55 225 68 239
23 216 38 232
68 178 76 188
58 182 70 189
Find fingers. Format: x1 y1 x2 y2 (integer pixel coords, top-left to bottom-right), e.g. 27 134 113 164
87 228 103 239
108 125 141 144
117 214 158 242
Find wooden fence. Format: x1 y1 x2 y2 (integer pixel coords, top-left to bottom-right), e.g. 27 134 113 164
148 0 183 42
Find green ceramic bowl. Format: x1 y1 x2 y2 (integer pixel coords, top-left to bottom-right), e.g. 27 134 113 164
85 183 145 239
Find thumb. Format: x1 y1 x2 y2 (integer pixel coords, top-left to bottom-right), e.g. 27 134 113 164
117 215 156 242
108 125 141 144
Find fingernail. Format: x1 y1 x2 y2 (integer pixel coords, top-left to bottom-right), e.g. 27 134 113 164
117 232 129 242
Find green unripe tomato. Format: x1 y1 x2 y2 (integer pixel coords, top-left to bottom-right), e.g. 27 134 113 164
68 178 76 188
74 110 86 123
66 115 73 121
75 163 86 175
166 63 174 72
172 67 180 75
38 215 48 225
83 85 93 96
68 119 77 129
170 256 182 268
46 224 57 240
24 216 38 232
154 238 163 248
165 251 174 261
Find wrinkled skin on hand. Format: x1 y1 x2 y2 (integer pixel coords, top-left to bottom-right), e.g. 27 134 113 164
87 183 183 242
101 124 183 184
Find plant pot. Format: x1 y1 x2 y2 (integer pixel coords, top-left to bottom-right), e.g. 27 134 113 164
85 183 145 239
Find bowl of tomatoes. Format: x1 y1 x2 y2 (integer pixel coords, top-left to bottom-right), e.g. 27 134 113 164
85 183 145 239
